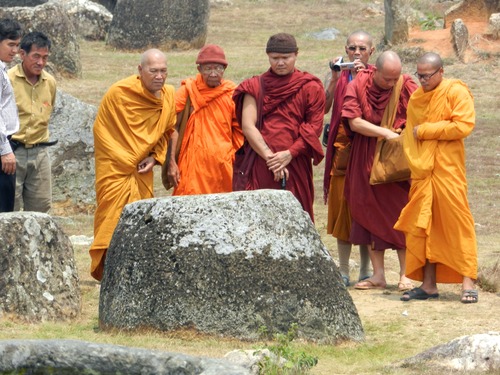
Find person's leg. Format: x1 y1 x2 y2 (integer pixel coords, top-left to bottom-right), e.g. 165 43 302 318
13 147 27 211
396 249 414 290
23 148 51 213
0 162 16 213
419 260 438 295
354 247 386 289
337 239 351 286
358 244 371 281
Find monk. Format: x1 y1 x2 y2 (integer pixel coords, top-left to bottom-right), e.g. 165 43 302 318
165 44 243 194
323 30 375 287
341 51 417 291
395 52 478 303
233 33 325 222
90 49 176 281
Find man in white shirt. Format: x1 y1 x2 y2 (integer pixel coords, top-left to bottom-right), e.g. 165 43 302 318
0 18 22 212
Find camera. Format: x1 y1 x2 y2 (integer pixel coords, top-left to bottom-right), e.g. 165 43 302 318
329 57 355 72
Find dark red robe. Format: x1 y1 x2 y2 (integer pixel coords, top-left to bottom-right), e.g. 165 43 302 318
233 68 325 221
341 70 417 249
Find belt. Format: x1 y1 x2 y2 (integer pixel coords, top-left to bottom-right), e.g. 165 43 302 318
12 140 58 149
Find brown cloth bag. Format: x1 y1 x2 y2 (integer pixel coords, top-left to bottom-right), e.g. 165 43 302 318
162 96 191 191
369 76 410 185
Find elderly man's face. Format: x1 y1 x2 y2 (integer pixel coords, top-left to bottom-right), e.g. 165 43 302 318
139 56 168 95
198 64 225 88
268 52 297 76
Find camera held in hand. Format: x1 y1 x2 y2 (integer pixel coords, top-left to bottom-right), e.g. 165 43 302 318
329 56 355 72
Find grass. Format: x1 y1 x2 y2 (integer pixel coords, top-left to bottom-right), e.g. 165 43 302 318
2 0 500 374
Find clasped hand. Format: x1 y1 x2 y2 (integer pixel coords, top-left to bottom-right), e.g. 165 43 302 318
266 150 291 182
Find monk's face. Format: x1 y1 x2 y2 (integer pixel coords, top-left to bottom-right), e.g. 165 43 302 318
345 35 373 65
415 62 443 92
198 63 226 88
267 52 297 76
373 63 401 90
138 55 168 95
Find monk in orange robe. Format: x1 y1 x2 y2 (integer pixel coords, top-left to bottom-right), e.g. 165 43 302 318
90 49 176 281
166 44 243 194
395 52 478 303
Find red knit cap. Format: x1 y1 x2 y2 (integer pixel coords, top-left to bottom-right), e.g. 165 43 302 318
196 44 228 66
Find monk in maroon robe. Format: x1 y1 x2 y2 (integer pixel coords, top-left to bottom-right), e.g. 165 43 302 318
233 33 325 221
341 51 418 290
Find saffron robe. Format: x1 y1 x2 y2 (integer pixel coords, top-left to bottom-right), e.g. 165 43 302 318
233 68 325 221
174 74 243 195
90 75 176 281
341 70 417 249
324 66 373 241
394 79 477 282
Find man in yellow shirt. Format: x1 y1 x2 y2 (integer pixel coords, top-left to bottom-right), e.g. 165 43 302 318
90 49 176 281
9 31 56 212
395 52 478 303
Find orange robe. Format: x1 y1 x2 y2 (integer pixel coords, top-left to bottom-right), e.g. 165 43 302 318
173 74 243 195
394 78 477 283
90 75 176 281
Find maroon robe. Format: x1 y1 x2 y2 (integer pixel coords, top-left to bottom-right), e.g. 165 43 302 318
233 68 325 221
341 70 417 249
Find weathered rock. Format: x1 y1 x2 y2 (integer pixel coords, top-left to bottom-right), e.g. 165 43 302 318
0 1 82 77
384 0 410 45
49 90 96 213
0 339 250 374
61 0 113 41
107 0 209 50
451 18 469 61
0 0 47 5
0 212 80 321
398 332 500 372
487 12 500 39
99 190 365 344
224 349 287 375
444 0 498 28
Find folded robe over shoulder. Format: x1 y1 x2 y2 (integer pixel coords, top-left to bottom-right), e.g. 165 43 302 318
394 78 477 283
90 75 176 281
174 74 243 195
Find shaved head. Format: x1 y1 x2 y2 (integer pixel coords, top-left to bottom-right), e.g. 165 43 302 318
375 50 401 71
140 48 166 67
373 51 402 90
347 30 373 47
417 52 443 69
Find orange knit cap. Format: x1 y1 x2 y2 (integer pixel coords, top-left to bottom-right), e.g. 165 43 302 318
196 44 228 66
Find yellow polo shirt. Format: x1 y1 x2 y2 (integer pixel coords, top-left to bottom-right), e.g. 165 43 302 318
8 64 56 145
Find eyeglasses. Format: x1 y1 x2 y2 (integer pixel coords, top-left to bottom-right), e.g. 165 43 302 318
347 45 368 52
414 67 441 81
200 65 225 74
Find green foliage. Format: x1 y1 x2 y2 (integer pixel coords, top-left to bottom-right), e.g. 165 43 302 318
419 13 443 31
257 323 318 374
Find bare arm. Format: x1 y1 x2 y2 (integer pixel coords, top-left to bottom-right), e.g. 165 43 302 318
241 94 273 159
166 113 183 187
349 117 398 140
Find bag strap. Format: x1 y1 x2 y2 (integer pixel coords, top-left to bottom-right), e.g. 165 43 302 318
380 75 403 131
174 95 191 162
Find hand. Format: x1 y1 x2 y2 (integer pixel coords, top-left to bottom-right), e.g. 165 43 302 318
273 167 289 183
413 125 420 140
1 152 16 175
266 150 292 173
385 129 400 140
167 159 181 188
137 156 156 174
329 56 342 80
352 58 366 73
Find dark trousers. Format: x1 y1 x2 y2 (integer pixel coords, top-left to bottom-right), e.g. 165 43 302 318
0 158 16 212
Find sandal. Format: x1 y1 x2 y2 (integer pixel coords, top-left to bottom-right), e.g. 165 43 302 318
400 287 439 301
398 281 415 292
461 289 478 304
341 275 350 287
354 279 386 290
